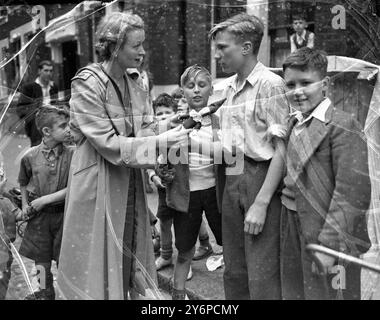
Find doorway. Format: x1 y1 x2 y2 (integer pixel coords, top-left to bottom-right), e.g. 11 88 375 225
61 40 78 101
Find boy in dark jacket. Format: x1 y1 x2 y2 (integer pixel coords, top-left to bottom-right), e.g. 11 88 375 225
281 47 371 299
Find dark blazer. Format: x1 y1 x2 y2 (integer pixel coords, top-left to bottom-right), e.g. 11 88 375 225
287 105 371 256
17 81 58 146
165 114 226 213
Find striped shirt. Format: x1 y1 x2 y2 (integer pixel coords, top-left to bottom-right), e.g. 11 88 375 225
215 62 290 161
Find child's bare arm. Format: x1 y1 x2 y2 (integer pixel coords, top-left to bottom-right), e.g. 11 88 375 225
307 32 315 49
256 138 286 203
20 185 29 211
30 188 67 212
147 168 166 189
244 138 286 235
290 35 297 53
14 208 24 221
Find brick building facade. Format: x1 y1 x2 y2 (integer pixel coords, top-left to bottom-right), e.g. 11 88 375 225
268 0 380 67
0 0 378 103
0 3 78 101
133 0 246 91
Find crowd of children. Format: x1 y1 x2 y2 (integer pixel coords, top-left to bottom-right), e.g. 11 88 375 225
0 11 372 301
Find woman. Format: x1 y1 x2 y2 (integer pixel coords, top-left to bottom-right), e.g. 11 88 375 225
57 12 190 300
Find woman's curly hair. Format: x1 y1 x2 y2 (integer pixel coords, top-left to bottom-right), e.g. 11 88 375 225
95 12 144 61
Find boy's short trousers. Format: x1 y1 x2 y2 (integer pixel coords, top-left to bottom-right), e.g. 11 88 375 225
173 186 222 253
156 188 179 220
19 205 64 263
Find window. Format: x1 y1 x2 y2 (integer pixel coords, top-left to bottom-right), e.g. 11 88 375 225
0 6 9 25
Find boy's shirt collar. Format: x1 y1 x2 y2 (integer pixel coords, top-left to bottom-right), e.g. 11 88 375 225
41 140 63 159
228 61 264 93
35 77 54 89
298 98 332 126
295 29 307 42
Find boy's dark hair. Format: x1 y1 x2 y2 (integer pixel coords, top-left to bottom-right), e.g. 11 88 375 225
35 105 69 134
283 47 328 78
152 93 178 113
209 13 264 55
180 64 212 87
171 87 184 100
38 60 53 70
292 14 307 23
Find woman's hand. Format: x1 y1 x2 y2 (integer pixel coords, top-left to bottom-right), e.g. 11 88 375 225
167 113 190 128
151 175 165 189
157 125 191 148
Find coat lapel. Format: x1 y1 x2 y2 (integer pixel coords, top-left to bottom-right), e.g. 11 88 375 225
291 107 332 181
126 76 151 135
104 85 132 137
81 63 133 137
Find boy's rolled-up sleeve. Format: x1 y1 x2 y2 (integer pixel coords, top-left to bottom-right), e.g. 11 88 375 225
261 80 290 141
18 155 31 187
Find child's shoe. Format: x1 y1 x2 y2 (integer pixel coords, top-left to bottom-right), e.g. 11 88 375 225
193 244 213 261
172 288 188 300
155 256 173 271
152 235 161 256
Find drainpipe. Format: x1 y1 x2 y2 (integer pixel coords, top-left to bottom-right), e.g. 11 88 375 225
179 0 187 81
210 0 216 79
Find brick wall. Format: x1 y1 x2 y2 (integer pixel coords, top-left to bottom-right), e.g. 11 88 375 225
76 15 92 67
314 0 348 56
269 0 380 65
185 0 212 72
3 1 378 95
134 0 246 86
134 1 184 86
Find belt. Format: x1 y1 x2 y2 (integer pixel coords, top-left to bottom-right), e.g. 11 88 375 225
243 155 270 164
225 154 264 168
